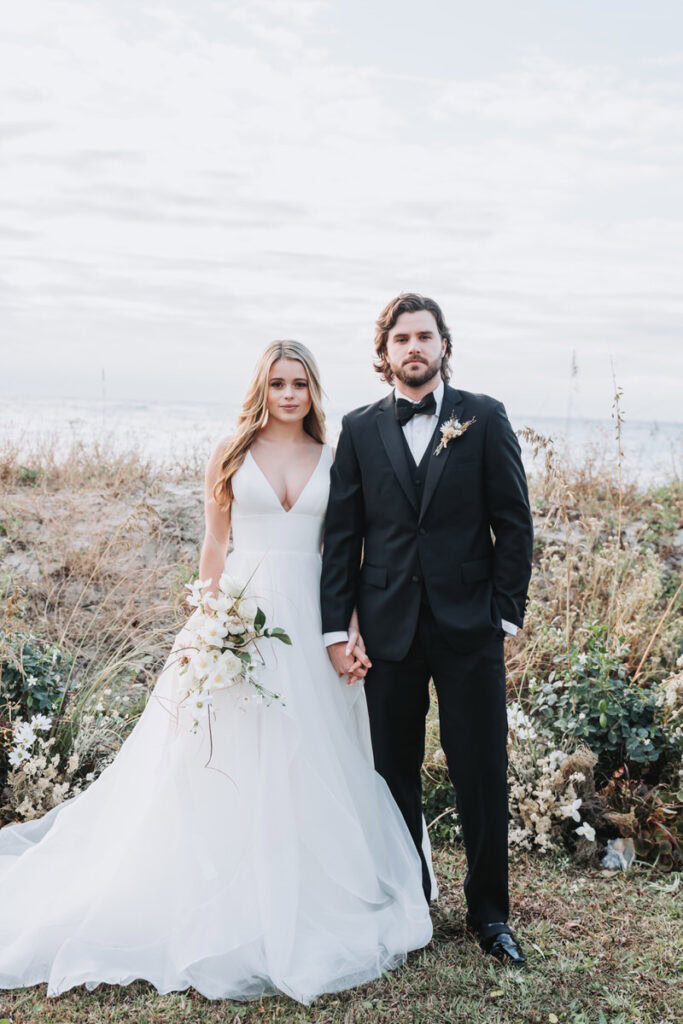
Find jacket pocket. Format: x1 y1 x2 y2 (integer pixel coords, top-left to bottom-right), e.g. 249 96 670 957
460 558 492 583
360 563 388 588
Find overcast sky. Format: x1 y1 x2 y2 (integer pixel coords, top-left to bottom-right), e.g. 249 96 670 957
1 0 682 420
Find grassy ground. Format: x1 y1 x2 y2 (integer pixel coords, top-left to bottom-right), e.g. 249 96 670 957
1 438 681 1023
0 849 680 1024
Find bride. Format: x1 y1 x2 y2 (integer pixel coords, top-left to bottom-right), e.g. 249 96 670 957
0 341 435 1005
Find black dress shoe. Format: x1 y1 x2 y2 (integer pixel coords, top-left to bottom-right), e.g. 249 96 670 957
484 931 527 967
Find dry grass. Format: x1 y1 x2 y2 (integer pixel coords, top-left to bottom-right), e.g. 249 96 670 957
510 428 681 695
0 851 679 1024
0 435 681 1021
0 431 205 493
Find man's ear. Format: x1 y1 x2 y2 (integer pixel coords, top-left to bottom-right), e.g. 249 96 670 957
441 337 448 356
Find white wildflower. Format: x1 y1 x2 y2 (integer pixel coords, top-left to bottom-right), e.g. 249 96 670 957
575 822 596 842
560 798 582 822
13 721 37 748
507 702 537 740
547 750 568 771
191 688 213 711
31 713 53 733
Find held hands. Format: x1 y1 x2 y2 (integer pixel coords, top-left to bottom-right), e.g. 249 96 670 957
327 641 372 685
327 611 372 685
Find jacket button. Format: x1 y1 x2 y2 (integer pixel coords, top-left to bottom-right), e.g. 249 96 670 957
411 574 421 584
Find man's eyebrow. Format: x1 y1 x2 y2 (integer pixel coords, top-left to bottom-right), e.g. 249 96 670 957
393 330 435 337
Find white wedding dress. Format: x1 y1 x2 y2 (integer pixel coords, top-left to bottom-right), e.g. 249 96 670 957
0 443 434 1004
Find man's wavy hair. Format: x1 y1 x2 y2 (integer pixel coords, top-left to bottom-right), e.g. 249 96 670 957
373 292 452 386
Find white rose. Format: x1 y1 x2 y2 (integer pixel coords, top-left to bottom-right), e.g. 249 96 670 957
218 649 243 678
219 574 245 599
238 598 258 623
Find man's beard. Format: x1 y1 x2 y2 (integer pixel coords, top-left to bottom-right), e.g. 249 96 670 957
391 353 443 389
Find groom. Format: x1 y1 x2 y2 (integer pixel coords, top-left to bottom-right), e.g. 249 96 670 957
321 293 533 966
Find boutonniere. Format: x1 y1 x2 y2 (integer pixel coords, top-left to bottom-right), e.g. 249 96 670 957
434 415 476 456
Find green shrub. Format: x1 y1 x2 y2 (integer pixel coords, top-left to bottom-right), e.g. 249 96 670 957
421 757 461 846
16 466 41 487
530 623 678 784
0 631 70 720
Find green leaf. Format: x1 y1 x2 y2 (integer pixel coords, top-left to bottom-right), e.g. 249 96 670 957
267 627 292 645
254 607 266 631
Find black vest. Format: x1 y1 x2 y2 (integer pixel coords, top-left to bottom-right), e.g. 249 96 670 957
398 422 440 610
398 421 439 506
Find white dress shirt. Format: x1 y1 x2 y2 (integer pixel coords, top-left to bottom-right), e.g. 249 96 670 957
396 378 444 464
323 380 517 648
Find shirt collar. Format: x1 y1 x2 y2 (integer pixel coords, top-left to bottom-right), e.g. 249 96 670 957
394 377 444 417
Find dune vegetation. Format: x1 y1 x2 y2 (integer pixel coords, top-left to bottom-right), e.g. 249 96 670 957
0 414 681 1023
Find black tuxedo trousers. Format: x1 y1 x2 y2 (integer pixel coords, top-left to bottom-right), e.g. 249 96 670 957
364 597 510 936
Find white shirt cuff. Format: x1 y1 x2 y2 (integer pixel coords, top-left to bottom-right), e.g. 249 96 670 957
323 631 349 647
501 619 518 636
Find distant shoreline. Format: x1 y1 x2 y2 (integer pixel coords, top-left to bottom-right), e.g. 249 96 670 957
1 396 681 487
2 392 683 429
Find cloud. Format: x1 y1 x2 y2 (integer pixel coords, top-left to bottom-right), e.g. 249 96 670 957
0 1 681 419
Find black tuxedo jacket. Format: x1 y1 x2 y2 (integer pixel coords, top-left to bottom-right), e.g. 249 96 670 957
320 383 534 660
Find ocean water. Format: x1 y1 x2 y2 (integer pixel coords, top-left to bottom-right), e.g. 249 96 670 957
1 396 680 486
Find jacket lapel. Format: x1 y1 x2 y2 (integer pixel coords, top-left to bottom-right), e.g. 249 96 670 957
418 384 464 524
376 393 419 514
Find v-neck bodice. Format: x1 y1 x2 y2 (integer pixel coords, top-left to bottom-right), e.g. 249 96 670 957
230 443 333 555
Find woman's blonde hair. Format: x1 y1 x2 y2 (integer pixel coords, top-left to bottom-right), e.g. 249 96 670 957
212 341 326 509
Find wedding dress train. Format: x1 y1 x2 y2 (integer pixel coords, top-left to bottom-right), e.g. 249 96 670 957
0 444 434 1004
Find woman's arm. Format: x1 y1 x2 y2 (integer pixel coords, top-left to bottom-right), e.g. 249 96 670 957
199 437 232 601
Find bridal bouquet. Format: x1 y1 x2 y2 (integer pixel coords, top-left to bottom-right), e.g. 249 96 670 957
176 573 291 732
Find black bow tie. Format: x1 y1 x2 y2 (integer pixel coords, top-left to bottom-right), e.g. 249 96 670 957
395 392 437 426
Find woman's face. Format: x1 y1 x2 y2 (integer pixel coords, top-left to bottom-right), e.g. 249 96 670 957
266 357 312 424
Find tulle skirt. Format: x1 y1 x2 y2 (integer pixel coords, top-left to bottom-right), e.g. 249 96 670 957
0 547 433 1003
